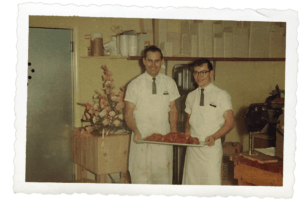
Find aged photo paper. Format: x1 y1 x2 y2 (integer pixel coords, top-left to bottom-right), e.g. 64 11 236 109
12 2 299 199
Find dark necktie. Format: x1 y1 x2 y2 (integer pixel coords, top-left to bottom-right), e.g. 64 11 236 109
200 88 204 106
152 78 157 94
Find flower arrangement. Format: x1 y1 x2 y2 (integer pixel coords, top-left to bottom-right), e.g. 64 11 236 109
77 65 129 136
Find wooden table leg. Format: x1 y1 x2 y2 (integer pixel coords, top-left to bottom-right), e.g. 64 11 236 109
96 174 108 183
77 165 87 182
119 171 131 184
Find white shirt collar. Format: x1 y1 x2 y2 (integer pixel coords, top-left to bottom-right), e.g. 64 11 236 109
144 71 160 82
198 82 214 94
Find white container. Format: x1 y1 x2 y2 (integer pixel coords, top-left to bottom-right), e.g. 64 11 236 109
120 35 129 56
128 34 138 56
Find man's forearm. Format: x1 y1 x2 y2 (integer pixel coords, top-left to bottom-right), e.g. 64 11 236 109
211 110 235 140
211 121 234 140
125 112 140 134
185 114 191 135
124 102 140 135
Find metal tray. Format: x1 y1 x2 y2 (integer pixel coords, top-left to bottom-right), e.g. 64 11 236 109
138 139 206 147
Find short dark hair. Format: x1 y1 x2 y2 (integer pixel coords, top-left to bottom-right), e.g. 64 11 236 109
189 58 213 71
143 45 163 60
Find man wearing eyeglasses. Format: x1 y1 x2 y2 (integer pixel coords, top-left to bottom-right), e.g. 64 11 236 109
182 58 235 185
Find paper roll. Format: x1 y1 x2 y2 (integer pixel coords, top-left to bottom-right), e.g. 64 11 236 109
110 36 118 56
128 35 138 56
120 35 129 56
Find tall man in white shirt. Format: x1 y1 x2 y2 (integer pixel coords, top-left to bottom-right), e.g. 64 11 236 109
124 46 180 184
182 58 235 185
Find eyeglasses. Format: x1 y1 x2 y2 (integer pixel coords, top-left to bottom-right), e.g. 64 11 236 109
193 70 211 76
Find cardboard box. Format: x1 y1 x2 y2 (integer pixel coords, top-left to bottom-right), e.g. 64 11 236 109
249 21 272 58
224 30 233 57
233 27 249 58
269 26 285 58
72 129 130 175
167 32 180 56
197 22 205 57
191 35 198 57
214 33 224 57
203 21 213 57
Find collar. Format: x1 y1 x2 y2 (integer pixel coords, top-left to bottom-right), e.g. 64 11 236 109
144 72 160 82
198 82 214 94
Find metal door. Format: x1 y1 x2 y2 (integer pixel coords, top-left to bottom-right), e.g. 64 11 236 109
26 28 74 182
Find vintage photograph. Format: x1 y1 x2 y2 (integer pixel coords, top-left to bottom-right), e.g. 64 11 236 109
14 4 297 198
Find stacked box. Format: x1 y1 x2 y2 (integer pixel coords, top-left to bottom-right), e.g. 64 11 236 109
223 29 233 57
167 32 181 56
197 22 205 57
203 21 213 57
214 33 224 57
269 25 285 58
143 19 153 45
249 21 272 58
181 20 190 55
233 27 249 58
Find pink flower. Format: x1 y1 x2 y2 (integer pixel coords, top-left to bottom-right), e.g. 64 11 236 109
109 111 116 117
84 103 93 110
103 81 112 88
102 118 110 126
105 106 112 112
99 93 106 100
113 119 121 127
103 75 114 82
94 103 100 110
105 88 112 95
111 95 120 102
88 109 95 115
101 65 108 72
100 98 108 109
117 114 124 120
115 101 125 112
99 109 108 118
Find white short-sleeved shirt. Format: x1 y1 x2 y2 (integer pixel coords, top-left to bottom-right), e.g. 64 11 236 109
125 72 180 110
185 83 232 139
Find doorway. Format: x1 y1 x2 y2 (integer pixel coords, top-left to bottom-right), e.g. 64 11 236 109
26 28 74 182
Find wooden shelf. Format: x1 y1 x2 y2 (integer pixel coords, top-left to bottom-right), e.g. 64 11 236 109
80 56 128 59
127 56 285 62
80 56 285 62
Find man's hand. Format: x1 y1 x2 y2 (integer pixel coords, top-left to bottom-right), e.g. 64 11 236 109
133 132 142 143
205 136 215 146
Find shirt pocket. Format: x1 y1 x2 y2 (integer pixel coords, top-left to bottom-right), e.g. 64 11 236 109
162 94 170 110
204 105 219 122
